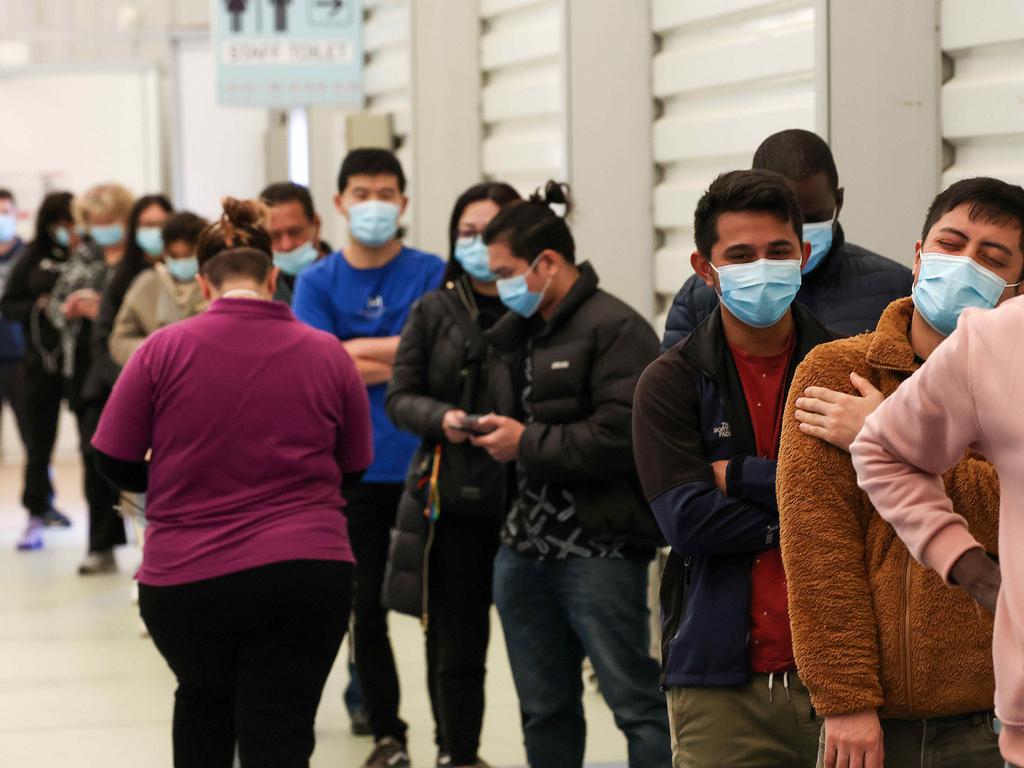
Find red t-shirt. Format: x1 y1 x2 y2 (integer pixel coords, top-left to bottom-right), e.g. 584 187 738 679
728 333 796 673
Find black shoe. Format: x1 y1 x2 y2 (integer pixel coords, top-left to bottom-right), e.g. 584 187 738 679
362 737 410 768
43 508 71 528
349 708 372 737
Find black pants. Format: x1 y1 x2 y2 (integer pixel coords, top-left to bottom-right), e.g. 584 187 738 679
139 559 352 768
346 481 421 746
0 360 29 450
426 515 501 764
20 360 62 518
76 400 125 552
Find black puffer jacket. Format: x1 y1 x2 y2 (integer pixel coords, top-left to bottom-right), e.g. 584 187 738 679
381 278 516 618
487 261 663 545
661 226 913 350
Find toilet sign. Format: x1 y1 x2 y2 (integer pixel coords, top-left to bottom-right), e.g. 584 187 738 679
213 0 364 107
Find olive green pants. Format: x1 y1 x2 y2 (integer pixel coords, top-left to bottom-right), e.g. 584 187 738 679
668 671 819 768
815 711 1001 768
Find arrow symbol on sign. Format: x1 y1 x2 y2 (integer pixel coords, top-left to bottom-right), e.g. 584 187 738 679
315 0 343 16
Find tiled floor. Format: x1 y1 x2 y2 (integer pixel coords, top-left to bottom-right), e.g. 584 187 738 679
0 458 629 767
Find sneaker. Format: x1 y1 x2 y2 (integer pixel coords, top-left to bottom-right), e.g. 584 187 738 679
16 518 44 551
43 507 71 528
362 737 410 768
350 707 372 737
78 550 117 575
436 754 452 767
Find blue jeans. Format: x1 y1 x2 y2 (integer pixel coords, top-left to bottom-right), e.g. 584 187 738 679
493 546 671 768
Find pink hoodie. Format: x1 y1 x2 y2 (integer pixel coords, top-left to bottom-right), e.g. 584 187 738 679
851 296 1024 764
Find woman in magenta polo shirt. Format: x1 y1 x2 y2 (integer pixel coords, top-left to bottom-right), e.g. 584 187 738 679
91 199 372 768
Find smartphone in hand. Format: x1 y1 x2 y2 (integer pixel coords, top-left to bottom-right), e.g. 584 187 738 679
460 414 498 436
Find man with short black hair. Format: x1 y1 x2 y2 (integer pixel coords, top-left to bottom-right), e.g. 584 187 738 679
778 177 1024 768
293 148 444 768
0 189 28 466
259 181 329 304
662 129 912 349
634 169 834 767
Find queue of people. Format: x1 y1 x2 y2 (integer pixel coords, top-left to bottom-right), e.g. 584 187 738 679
1 131 1021 768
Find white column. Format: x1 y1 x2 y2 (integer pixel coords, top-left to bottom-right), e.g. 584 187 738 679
408 0 482 257
827 0 942 266
564 0 655 317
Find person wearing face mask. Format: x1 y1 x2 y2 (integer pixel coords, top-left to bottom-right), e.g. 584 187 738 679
662 130 912 350
383 181 521 768
468 182 668 768
0 189 30 477
108 211 208 367
1 192 82 549
775 178 1024 768
292 147 443 768
258 181 331 305
43 183 134 569
633 170 835 768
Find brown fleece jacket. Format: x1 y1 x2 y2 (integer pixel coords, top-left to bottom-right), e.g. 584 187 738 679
778 297 999 719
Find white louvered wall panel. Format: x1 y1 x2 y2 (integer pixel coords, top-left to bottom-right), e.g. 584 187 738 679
941 0 1024 188
363 0 414 227
480 0 567 196
651 0 819 329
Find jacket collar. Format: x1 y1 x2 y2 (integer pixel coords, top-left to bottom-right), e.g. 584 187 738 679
679 300 834 378
486 261 599 351
865 297 918 374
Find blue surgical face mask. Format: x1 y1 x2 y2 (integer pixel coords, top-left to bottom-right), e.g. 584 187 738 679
0 213 16 243
135 226 164 257
454 236 496 282
274 241 319 276
165 256 199 282
912 252 1013 336
90 223 124 247
497 257 550 318
801 219 834 274
53 226 71 248
712 258 802 328
348 200 400 247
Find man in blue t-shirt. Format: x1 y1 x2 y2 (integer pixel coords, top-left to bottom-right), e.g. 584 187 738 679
293 148 444 768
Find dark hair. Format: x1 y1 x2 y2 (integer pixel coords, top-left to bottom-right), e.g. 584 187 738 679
200 246 272 288
921 177 1024 260
32 191 74 250
197 198 273 286
337 148 406 194
197 197 273 264
442 181 521 282
694 170 804 258
259 181 316 222
162 211 208 247
482 181 575 265
0 188 14 204
752 129 839 192
106 194 174 313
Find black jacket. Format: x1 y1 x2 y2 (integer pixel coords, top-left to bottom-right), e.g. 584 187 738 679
633 303 835 686
661 226 913 350
0 239 69 373
487 261 662 544
381 278 516 618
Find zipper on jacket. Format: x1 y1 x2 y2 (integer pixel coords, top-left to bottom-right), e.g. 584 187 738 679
420 518 437 633
902 553 915 712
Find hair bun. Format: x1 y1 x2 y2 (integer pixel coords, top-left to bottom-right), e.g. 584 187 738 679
220 197 267 232
529 180 574 217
